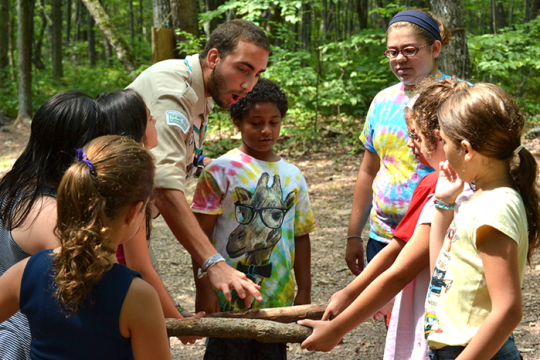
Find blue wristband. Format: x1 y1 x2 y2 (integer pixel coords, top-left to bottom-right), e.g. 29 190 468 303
198 254 225 279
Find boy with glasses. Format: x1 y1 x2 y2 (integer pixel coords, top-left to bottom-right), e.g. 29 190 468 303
191 79 317 359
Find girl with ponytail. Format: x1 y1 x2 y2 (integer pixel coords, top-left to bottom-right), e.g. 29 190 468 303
0 136 172 360
423 83 537 359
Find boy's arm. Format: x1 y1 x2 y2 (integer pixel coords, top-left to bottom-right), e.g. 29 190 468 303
293 234 311 305
192 212 222 314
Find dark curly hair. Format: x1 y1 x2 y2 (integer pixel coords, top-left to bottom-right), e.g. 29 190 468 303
229 78 288 121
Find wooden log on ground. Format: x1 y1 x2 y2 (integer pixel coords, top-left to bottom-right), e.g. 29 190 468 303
166 318 313 343
205 304 327 323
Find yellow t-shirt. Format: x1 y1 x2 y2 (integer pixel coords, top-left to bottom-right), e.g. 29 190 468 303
424 188 528 349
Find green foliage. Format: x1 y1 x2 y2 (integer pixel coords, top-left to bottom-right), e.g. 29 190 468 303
468 16 540 116
175 30 205 55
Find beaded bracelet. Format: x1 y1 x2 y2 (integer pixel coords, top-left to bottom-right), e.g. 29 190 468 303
434 198 456 210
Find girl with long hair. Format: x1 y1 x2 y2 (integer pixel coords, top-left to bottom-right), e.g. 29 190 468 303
0 136 171 360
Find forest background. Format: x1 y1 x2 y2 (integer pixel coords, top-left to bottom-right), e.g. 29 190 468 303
1 0 540 156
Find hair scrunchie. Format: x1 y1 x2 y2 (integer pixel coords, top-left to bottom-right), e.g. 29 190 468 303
388 10 442 42
75 148 95 173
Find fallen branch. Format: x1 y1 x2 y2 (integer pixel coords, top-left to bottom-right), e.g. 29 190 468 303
205 304 327 323
166 318 312 343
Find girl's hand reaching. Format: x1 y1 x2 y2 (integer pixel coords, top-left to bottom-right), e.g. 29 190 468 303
298 319 342 352
435 160 464 204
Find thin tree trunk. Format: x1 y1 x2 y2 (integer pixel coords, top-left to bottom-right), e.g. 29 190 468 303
0 0 10 81
33 0 47 70
532 0 540 19
166 318 313 343
300 3 311 51
495 1 506 29
357 0 368 30
322 0 328 39
87 8 96 66
65 0 71 44
430 0 471 80
203 0 224 38
16 0 32 124
8 0 15 80
80 0 138 78
129 0 134 49
51 0 63 80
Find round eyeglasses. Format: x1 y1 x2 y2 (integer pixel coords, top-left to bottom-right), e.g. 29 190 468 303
234 202 288 229
384 44 429 59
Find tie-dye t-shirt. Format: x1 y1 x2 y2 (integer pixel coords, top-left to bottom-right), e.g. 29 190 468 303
359 77 449 243
191 149 317 310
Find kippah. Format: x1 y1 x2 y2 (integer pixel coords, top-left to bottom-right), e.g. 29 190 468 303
388 10 442 42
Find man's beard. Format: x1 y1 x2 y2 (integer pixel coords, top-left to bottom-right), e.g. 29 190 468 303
207 64 229 108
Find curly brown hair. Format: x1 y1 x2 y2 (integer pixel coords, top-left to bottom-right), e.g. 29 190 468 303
387 9 453 48
53 135 155 316
404 77 470 158
439 83 540 263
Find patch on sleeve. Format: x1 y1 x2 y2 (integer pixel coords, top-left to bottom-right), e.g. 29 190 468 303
165 110 190 133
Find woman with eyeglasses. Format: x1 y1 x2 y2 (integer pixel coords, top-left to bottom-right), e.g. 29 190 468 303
344 9 452 275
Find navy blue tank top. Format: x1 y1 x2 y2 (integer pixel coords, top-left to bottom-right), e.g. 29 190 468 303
19 249 141 360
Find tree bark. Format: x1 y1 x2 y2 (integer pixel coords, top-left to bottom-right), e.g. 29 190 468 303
80 0 138 78
206 304 327 324
0 0 10 81
16 0 32 124
51 0 63 80
8 0 15 80
171 0 200 58
33 0 47 71
87 8 96 66
165 318 313 343
300 3 311 51
430 0 471 80
65 0 71 44
203 0 224 38
129 0 134 49
153 0 172 29
357 0 368 30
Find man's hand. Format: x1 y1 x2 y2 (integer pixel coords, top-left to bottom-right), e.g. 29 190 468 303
195 283 222 314
207 261 262 308
345 237 365 275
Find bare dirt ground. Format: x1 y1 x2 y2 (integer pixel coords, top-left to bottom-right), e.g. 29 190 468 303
1 126 539 359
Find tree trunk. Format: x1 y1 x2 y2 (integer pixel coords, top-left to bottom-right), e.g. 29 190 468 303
206 304 327 324
357 0 368 30
129 0 134 49
495 1 506 30
80 0 138 78
153 0 171 29
165 318 313 343
87 8 96 66
0 0 9 81
51 0 63 80
33 0 47 71
300 3 311 51
532 0 540 19
171 0 200 58
16 0 32 124
65 0 71 44
430 0 471 80
203 0 225 38
8 0 15 80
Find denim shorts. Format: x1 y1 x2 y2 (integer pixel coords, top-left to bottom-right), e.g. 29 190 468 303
429 335 522 360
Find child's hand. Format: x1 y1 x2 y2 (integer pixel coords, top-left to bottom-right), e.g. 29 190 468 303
176 311 205 345
435 160 464 204
372 297 395 320
321 288 355 321
298 319 342 352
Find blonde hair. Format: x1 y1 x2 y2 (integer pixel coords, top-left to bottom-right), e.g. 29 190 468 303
387 9 453 48
438 83 540 262
53 135 155 315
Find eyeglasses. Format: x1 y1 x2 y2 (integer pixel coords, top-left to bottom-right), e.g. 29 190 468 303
384 44 429 59
234 202 288 229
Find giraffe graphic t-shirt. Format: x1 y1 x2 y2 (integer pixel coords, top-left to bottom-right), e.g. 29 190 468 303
191 149 317 310
359 76 450 243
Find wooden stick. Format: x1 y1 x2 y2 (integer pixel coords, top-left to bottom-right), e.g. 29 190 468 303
166 318 313 343
205 304 327 323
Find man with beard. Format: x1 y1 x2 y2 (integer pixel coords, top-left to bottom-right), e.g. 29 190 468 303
127 19 270 307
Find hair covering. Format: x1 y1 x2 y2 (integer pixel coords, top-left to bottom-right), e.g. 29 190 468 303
388 10 442 41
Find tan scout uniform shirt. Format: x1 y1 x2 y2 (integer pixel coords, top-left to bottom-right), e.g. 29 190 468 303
127 55 214 193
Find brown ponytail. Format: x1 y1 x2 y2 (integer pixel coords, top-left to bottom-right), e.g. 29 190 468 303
53 135 155 315
438 83 540 262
